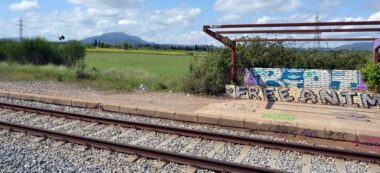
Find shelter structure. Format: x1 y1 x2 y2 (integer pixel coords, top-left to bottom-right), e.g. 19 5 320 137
203 21 380 83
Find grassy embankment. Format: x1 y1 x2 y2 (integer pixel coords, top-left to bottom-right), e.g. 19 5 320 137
0 48 192 92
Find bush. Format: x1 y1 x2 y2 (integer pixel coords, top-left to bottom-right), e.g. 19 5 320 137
0 38 86 67
21 38 59 65
181 49 232 95
75 62 98 81
182 42 372 95
362 63 380 93
58 41 86 66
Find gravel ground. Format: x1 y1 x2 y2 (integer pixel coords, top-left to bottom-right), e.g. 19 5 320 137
0 130 204 172
182 139 216 157
0 111 39 125
242 146 272 167
90 126 126 140
311 155 338 173
276 151 304 173
23 116 66 129
345 160 372 173
213 143 243 162
137 132 171 148
196 169 216 173
54 120 92 133
346 161 372 173
0 111 26 122
115 129 148 144
161 162 186 173
159 136 193 153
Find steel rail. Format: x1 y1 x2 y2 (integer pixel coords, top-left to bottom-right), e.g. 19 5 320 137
234 38 376 42
205 21 380 29
0 121 280 173
0 102 380 164
216 28 380 34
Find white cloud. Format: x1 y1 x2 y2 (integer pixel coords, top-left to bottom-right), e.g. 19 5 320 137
9 0 39 11
1 4 206 45
118 19 138 25
68 0 143 8
214 0 302 14
254 13 314 24
256 16 272 23
148 7 202 27
68 0 143 17
143 31 217 45
368 11 380 21
218 14 242 23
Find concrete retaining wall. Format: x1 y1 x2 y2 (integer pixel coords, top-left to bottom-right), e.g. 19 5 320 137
244 68 368 91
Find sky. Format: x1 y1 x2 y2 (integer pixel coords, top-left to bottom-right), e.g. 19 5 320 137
0 0 380 47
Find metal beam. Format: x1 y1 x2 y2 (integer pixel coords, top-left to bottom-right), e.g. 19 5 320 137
205 21 380 29
203 21 380 82
216 28 380 34
203 26 235 48
203 26 237 83
234 38 376 42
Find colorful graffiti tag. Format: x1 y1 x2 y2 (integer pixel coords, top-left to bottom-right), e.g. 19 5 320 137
245 68 368 91
226 85 380 108
235 67 380 109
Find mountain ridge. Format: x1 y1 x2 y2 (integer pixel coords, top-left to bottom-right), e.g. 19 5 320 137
81 32 149 45
330 42 373 51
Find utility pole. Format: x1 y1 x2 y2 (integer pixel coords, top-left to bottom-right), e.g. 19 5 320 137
314 12 321 48
18 17 24 41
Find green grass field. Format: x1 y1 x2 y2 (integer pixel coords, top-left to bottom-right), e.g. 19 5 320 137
0 50 194 92
85 52 191 78
87 48 187 56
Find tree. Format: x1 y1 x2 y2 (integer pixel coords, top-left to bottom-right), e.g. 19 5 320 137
123 42 130 50
94 39 98 47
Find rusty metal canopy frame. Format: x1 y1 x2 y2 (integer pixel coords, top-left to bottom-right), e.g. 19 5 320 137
203 21 380 83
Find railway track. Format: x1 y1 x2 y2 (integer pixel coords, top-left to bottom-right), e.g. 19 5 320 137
0 102 379 173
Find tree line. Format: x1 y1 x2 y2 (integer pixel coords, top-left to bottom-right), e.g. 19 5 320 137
0 38 86 67
88 39 215 51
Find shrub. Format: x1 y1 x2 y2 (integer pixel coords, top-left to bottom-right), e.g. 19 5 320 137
75 62 98 81
58 41 86 67
362 63 380 93
182 42 372 95
0 38 86 67
181 48 232 95
21 38 61 65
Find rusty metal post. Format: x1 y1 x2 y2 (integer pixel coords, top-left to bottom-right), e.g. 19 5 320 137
231 45 237 83
203 25 238 83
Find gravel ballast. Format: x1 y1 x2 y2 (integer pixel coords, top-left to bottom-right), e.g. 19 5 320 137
0 130 202 172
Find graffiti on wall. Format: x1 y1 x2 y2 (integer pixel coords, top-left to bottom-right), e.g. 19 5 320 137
245 68 368 91
226 85 380 109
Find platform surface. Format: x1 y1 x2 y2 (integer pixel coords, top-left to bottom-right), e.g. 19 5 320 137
1 89 379 145
195 100 380 145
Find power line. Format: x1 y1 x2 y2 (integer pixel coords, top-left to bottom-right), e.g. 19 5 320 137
314 12 321 48
18 17 24 41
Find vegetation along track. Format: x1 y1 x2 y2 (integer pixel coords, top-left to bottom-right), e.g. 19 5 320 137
0 102 379 173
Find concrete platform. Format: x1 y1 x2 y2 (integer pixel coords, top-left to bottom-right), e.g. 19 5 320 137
195 100 380 145
1 90 380 145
